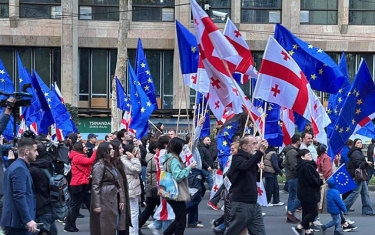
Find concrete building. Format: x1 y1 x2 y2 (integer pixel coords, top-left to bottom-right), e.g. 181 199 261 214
0 0 374 136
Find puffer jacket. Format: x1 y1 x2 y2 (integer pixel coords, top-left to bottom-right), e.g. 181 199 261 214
145 152 157 197
121 155 142 198
326 178 347 215
69 150 96 186
346 148 367 178
162 153 191 202
297 159 323 203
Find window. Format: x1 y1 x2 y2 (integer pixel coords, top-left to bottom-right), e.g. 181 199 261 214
132 0 175 22
128 49 174 109
0 0 8 18
300 0 337 24
349 0 375 25
241 0 281 24
79 49 117 105
79 0 119 21
205 0 231 23
20 0 61 19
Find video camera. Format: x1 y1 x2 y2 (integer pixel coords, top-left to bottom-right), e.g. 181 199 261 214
0 91 32 109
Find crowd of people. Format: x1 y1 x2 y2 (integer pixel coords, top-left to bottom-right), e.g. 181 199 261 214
0 99 373 235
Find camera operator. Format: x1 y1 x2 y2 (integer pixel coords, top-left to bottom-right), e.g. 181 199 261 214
0 97 16 221
29 139 58 235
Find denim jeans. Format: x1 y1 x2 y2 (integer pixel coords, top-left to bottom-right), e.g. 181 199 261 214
201 169 213 190
153 220 174 233
366 168 375 185
265 176 280 204
287 178 300 213
187 188 203 225
344 179 373 215
324 214 341 232
36 211 58 235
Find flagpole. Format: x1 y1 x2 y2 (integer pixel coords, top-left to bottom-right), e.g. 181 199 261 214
176 84 184 136
148 120 162 133
262 102 267 139
183 85 192 135
242 113 250 137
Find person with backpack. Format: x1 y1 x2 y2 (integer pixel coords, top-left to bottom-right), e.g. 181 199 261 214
263 146 284 206
29 141 61 235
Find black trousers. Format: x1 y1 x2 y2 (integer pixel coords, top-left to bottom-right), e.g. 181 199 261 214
163 201 186 235
300 201 318 229
138 196 160 227
64 184 91 230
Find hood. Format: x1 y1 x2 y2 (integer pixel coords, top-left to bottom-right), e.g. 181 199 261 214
69 150 85 160
327 177 336 188
348 147 361 157
199 142 209 149
297 159 317 172
282 144 297 154
30 156 53 168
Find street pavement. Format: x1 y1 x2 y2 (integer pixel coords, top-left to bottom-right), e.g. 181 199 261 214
57 191 375 234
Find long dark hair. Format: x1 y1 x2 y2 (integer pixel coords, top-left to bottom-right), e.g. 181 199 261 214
167 137 184 156
72 141 85 154
351 138 362 149
111 139 125 173
96 142 114 166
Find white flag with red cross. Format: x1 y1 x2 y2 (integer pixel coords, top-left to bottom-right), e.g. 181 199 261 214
256 181 268 206
210 169 223 200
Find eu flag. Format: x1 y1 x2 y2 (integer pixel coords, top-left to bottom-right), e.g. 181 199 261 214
329 59 375 155
135 38 157 111
274 24 345 94
176 20 199 75
17 54 46 132
195 92 210 139
116 77 131 112
0 59 14 100
32 71 74 137
330 164 357 194
128 61 153 139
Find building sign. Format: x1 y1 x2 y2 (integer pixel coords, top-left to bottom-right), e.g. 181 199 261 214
79 117 111 134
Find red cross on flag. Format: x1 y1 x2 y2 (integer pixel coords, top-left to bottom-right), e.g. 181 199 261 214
310 93 331 145
184 56 210 95
256 181 268 206
280 108 295 147
209 169 223 200
223 18 258 84
254 36 314 121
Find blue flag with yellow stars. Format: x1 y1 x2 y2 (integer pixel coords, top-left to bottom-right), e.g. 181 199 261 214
330 164 356 194
274 24 345 94
327 52 351 136
176 20 199 75
128 61 153 139
329 59 375 155
116 77 131 112
32 71 74 136
135 38 158 111
0 59 14 100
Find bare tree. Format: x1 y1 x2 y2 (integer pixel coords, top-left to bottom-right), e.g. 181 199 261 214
111 0 129 131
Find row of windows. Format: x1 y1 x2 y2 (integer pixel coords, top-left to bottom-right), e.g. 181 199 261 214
0 47 374 109
0 0 373 24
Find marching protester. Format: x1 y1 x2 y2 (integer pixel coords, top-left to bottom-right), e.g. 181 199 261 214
344 138 374 215
64 141 96 232
90 142 127 235
292 149 323 235
199 135 214 191
1 136 38 234
121 144 142 235
223 135 268 235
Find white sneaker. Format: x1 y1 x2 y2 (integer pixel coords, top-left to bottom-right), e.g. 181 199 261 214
313 220 323 226
262 212 266 216
273 202 285 206
267 203 274 207
147 222 161 235
346 218 355 225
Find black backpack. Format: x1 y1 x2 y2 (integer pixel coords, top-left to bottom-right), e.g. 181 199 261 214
41 165 71 220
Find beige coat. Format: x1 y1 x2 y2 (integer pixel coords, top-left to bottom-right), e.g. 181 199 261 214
121 155 142 198
90 161 125 235
145 152 157 198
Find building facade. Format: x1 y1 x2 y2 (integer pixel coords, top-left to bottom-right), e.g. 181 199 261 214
0 0 375 118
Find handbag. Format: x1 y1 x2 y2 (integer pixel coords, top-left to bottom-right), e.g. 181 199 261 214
158 156 179 200
355 168 368 181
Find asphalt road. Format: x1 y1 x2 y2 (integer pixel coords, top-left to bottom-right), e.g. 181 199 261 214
57 191 375 235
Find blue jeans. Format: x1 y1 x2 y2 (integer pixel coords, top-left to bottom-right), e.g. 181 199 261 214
153 220 174 233
287 178 300 213
36 211 58 235
201 169 213 190
142 166 147 182
324 214 341 232
366 168 374 185
186 188 203 225
344 180 373 215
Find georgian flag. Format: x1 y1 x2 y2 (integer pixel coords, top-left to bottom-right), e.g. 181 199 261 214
281 108 295 147
254 36 314 121
17 118 26 137
120 111 131 130
30 122 38 135
311 93 331 145
53 82 65 103
257 181 268 206
51 123 64 141
209 169 223 200
224 18 258 84
153 199 175 221
180 145 196 166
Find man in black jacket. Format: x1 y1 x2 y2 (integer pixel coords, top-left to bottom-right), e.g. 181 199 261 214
29 141 58 235
198 136 214 190
224 135 268 235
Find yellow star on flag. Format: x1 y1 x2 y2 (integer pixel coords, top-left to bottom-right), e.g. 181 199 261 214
308 44 313 49
146 101 151 107
226 125 232 130
339 127 344 133
148 78 152 83
356 108 361 115
319 68 323 75
311 74 317 80
144 85 150 91
338 89 343 94
146 70 150 75
293 44 299 49
141 62 146 68
288 50 295 56
352 119 355 125
356 99 362 105
327 109 332 114
191 46 197 53
346 127 351 132
222 140 227 146
317 48 323 53
141 107 145 112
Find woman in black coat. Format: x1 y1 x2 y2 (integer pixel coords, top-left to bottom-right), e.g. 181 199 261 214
292 149 323 235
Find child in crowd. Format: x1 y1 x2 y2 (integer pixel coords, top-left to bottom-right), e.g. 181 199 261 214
321 178 347 235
